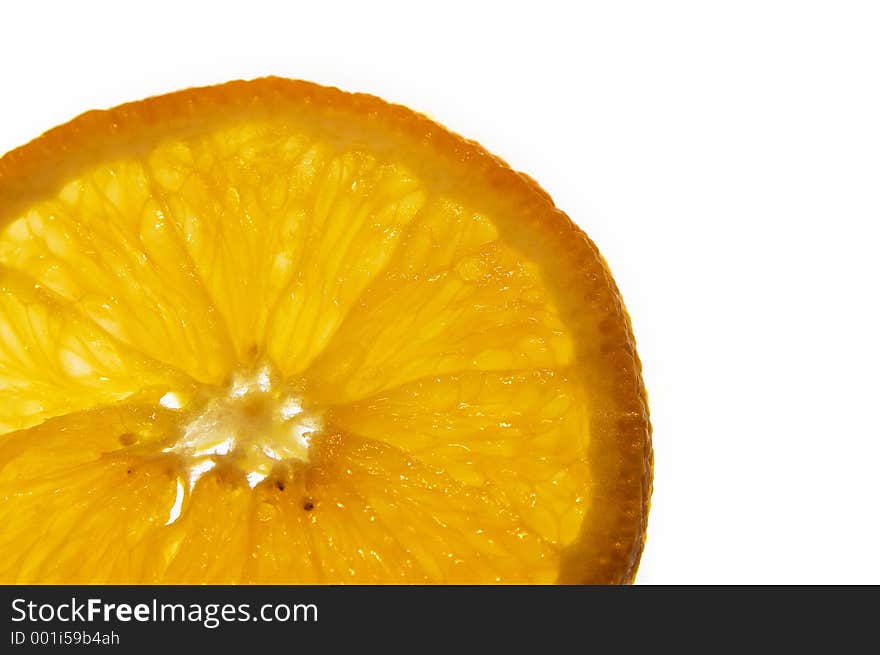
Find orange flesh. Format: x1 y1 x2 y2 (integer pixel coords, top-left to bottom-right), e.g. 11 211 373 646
0 78 651 583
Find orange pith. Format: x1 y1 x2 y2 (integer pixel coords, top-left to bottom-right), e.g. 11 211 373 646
0 78 651 584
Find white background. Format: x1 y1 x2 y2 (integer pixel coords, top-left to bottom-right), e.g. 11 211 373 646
1 1 878 584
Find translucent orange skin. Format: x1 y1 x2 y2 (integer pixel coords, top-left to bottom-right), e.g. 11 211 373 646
0 78 652 583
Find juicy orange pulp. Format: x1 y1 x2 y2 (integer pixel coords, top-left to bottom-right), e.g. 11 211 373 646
0 79 651 583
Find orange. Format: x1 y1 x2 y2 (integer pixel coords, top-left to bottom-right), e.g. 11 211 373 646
0 78 651 583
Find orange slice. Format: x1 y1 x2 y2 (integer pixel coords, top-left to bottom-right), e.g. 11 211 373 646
0 78 651 583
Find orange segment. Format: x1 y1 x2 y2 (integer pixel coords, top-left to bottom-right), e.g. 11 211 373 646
328 370 591 548
302 433 556 583
0 161 235 384
0 78 651 584
146 131 426 369
0 404 180 484
0 270 189 433
0 445 178 584
305 237 573 402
